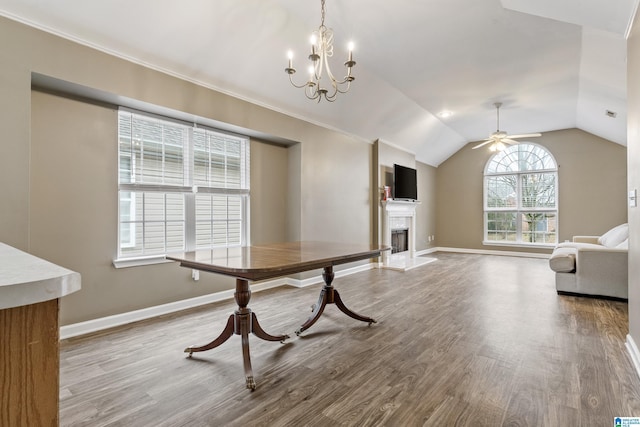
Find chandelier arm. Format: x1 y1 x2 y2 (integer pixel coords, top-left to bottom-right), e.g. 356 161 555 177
305 83 321 101
323 84 339 101
288 73 313 89
324 90 339 102
332 74 355 86
320 31 354 94
323 58 338 86
314 44 325 81
334 81 352 94
323 73 352 95
322 59 339 97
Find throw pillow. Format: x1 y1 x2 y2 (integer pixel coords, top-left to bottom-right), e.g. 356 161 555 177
598 223 629 248
616 239 629 250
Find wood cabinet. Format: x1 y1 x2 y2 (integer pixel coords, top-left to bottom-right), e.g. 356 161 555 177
1 299 60 426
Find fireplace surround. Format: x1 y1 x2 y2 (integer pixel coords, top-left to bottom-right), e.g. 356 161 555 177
381 199 435 271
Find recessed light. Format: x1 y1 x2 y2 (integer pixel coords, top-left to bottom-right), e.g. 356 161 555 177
438 110 453 118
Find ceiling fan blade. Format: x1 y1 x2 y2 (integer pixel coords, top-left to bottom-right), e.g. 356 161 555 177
472 140 493 149
502 138 519 145
507 133 542 139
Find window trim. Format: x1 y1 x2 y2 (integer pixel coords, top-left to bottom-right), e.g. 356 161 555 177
483 142 558 248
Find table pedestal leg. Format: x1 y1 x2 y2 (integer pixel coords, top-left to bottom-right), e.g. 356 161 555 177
184 278 289 390
295 266 376 336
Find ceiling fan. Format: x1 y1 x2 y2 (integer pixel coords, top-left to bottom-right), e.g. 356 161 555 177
472 102 541 150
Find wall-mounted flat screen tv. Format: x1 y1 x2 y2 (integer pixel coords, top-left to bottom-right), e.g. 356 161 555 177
393 164 417 201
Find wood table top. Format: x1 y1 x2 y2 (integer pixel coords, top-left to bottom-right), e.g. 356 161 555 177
166 241 389 281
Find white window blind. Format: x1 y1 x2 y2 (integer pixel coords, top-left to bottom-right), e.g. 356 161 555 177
117 110 250 261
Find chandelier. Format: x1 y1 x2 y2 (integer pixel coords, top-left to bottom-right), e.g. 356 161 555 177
285 0 356 102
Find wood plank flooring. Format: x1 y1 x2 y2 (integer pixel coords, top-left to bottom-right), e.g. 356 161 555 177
59 253 640 426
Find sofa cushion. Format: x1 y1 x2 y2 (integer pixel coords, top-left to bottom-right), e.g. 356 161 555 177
598 223 628 248
549 247 576 273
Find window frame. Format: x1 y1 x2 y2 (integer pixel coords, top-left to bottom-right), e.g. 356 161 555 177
483 143 558 248
114 109 250 268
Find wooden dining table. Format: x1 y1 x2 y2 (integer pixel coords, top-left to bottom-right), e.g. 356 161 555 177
166 241 389 390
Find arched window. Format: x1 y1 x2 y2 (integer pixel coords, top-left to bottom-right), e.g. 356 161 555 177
484 143 558 246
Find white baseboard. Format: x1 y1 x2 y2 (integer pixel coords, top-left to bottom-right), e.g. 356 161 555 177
435 246 551 259
626 334 640 380
416 247 438 256
60 263 375 340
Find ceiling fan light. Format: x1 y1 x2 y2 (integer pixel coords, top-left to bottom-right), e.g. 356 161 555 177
492 141 506 152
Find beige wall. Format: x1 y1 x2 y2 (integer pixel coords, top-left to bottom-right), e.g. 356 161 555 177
0 45 30 250
298 128 372 243
287 143 302 241
0 16 374 325
250 141 290 245
627 12 640 356
377 140 416 192
436 128 627 253
416 161 437 250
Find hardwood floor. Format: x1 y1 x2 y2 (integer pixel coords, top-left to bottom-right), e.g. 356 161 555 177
59 253 640 426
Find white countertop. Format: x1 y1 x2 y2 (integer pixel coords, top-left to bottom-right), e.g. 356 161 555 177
0 243 81 310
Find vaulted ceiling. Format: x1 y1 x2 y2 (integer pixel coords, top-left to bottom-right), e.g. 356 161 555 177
0 0 635 165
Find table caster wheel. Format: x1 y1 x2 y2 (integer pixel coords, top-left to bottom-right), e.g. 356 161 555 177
295 329 302 336
246 376 256 390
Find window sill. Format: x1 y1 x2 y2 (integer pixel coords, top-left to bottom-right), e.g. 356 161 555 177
482 240 555 250
113 256 174 269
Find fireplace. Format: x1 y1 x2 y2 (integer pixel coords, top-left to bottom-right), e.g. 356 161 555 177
391 229 409 253
381 199 435 271
381 200 416 265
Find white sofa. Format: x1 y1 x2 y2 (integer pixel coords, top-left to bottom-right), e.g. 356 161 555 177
548 223 628 300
